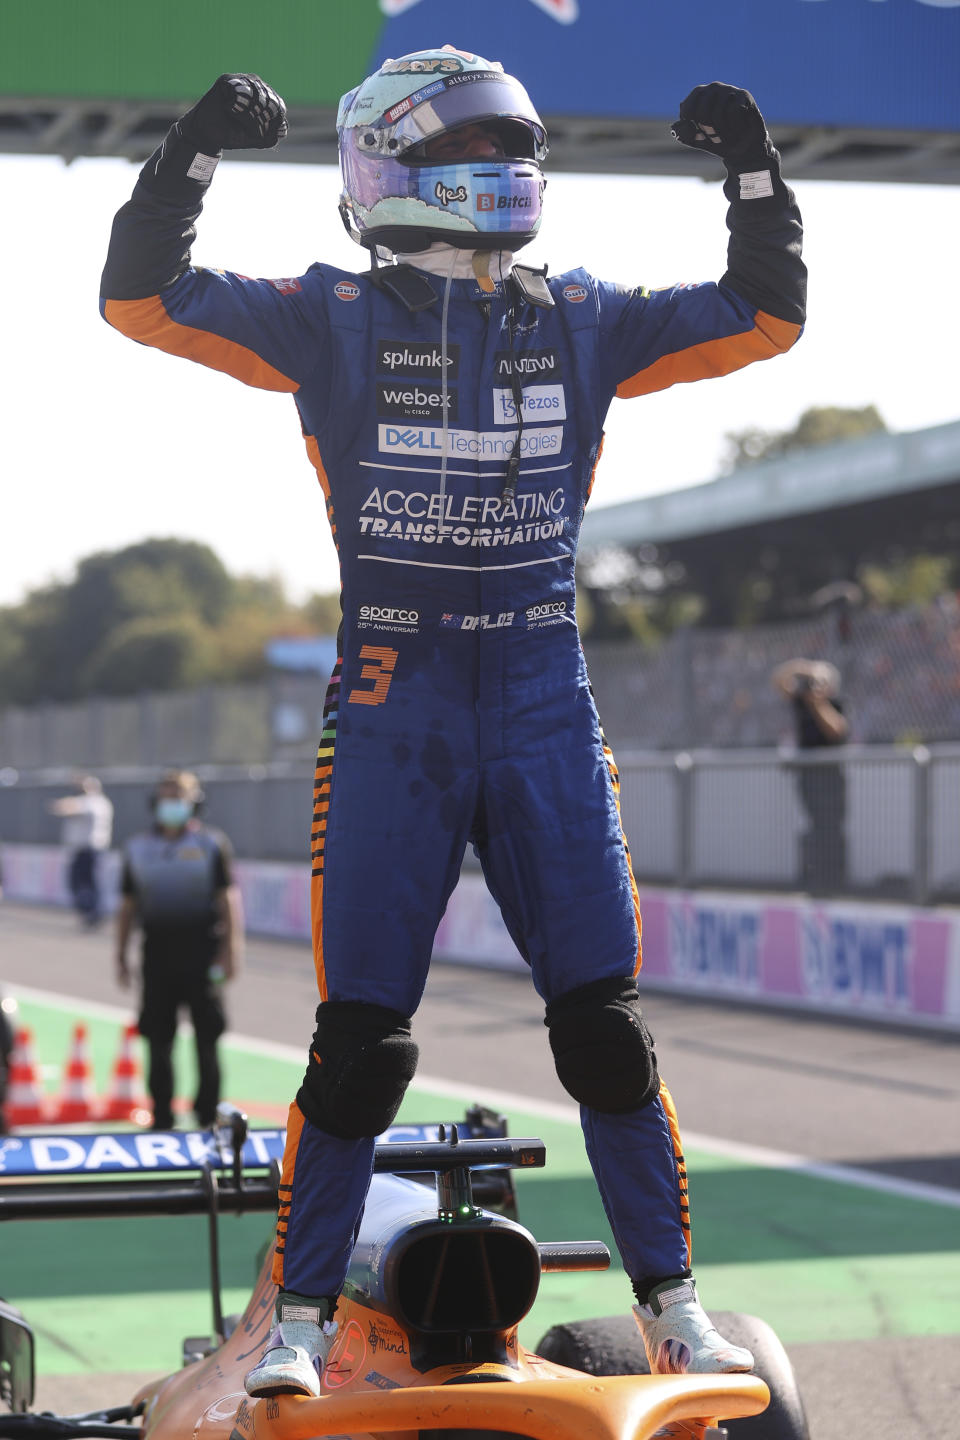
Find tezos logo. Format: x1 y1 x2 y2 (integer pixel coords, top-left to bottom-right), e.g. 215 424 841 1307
334 280 361 302
435 181 468 206
562 283 588 304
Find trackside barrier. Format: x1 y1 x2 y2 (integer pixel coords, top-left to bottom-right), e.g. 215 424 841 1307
2 843 958 1033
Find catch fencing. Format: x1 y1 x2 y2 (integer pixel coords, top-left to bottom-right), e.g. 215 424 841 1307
2 600 958 774
3 744 957 907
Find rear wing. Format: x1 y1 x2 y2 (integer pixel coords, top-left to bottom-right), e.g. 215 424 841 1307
0 1108 544 1220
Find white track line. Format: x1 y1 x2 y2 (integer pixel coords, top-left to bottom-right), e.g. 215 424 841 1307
13 983 960 1210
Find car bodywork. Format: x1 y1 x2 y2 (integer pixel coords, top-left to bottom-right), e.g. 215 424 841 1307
0 1108 770 1440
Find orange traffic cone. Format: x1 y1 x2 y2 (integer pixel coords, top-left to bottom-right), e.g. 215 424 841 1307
53 1022 98 1124
4 1027 47 1126
102 1024 149 1123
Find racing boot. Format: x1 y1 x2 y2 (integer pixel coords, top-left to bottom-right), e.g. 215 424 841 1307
244 1293 338 1398
633 1278 754 1376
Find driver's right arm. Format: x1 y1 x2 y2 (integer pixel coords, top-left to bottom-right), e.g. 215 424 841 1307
100 74 323 394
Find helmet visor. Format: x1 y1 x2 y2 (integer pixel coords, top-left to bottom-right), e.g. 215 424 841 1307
364 72 548 160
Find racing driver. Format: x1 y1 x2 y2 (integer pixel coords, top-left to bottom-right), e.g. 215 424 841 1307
100 48 806 1408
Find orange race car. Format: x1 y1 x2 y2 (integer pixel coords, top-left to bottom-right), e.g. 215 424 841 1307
0 1107 808 1440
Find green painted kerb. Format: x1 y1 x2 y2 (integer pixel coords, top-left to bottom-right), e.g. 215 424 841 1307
5 997 959 1379
0 1 385 106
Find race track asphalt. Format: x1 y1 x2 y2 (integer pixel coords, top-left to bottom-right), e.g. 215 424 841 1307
2 899 958 1439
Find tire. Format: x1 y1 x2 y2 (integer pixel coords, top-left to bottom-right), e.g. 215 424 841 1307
535 1310 809 1440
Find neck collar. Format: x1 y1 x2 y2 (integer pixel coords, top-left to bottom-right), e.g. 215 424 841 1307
393 243 515 284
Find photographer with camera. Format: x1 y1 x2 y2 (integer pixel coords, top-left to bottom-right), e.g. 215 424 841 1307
773 659 849 893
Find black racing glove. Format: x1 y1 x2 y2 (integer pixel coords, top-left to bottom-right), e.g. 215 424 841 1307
178 73 288 154
671 82 772 170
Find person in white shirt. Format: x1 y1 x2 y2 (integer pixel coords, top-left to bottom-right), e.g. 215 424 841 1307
48 775 114 927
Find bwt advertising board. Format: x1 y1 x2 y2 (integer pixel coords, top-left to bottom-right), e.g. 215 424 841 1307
375 0 960 132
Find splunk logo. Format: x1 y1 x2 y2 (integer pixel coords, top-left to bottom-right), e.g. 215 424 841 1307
376 340 461 378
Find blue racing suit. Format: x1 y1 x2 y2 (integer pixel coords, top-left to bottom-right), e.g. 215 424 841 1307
101 129 804 1301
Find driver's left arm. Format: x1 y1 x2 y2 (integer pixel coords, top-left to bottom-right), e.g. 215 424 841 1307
598 84 806 398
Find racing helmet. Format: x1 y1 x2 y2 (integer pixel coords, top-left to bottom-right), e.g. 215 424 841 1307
337 45 548 253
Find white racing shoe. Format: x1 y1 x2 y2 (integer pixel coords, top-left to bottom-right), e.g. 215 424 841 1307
244 1297 338 1398
633 1278 754 1376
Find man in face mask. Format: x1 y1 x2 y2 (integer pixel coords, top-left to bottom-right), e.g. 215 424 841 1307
115 770 244 1130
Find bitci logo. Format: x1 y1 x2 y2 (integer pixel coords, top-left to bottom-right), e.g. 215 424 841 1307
334 281 361 302
476 194 495 212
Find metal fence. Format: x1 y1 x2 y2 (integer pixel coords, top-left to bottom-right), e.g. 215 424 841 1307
1 599 958 771
3 744 957 905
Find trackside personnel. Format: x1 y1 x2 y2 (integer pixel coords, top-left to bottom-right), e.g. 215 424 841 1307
100 49 806 1407
115 771 243 1130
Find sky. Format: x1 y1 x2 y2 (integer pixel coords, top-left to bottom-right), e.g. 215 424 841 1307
2 151 959 608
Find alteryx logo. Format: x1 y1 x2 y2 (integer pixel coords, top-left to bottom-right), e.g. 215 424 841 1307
494 348 562 379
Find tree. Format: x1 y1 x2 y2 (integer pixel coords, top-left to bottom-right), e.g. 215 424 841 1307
722 404 887 471
83 614 218 695
0 539 344 704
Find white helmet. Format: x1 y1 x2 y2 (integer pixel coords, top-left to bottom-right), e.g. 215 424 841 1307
337 45 548 253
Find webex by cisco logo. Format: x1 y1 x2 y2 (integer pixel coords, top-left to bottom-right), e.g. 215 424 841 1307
376 340 461 378
376 381 458 423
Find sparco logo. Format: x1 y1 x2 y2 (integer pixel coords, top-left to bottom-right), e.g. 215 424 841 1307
494 348 561 379
526 601 567 621
358 605 419 626
435 181 468 206
376 340 461 379
377 381 458 422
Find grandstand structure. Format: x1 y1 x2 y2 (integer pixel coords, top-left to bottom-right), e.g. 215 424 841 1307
580 418 960 626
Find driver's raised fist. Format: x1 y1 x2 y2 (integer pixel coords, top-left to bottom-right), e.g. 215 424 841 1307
671 82 770 165
179 73 288 153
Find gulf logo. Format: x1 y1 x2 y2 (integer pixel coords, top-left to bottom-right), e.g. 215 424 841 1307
334 280 361 302
562 283 588 304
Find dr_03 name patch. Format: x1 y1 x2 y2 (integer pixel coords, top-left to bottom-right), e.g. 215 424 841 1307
492 384 566 425
376 339 461 378
440 610 516 632
377 380 458 422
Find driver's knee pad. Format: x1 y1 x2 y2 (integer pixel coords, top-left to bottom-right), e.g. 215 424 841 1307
545 976 659 1113
297 1001 419 1140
